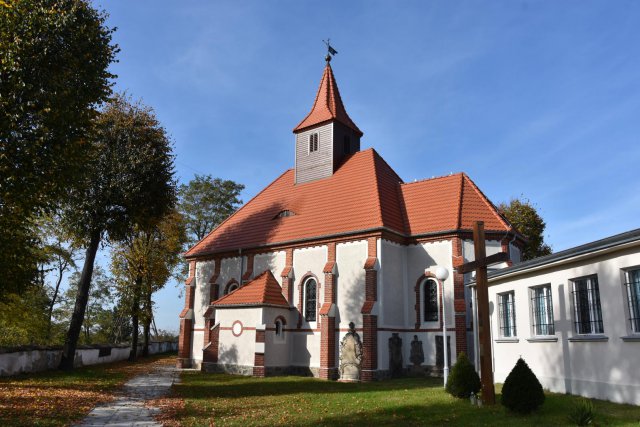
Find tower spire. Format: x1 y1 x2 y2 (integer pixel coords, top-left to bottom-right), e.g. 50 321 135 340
293 57 362 136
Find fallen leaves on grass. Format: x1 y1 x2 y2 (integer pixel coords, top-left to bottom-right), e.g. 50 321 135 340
148 394 185 427
0 353 177 427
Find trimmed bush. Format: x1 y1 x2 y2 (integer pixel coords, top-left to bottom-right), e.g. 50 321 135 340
501 357 545 413
445 352 481 398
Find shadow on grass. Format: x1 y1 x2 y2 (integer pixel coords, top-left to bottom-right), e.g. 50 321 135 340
169 373 640 427
176 373 442 400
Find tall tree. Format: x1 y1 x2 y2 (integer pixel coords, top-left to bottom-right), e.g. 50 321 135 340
498 198 552 261
0 0 117 294
178 175 244 245
58 94 176 370
111 209 186 360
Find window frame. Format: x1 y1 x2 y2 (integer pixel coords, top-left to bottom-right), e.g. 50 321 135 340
274 318 286 343
571 274 604 335
421 278 439 324
308 133 319 153
624 267 640 334
529 284 555 336
303 277 317 323
498 291 517 338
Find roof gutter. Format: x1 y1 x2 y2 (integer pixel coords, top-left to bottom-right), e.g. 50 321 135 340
185 226 518 260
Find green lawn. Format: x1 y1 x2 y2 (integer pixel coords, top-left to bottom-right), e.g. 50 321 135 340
0 352 176 427
165 373 640 426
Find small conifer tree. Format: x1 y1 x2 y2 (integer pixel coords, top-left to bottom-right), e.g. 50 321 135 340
501 357 545 413
445 352 481 398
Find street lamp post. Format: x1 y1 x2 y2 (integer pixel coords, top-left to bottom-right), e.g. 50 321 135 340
435 266 450 387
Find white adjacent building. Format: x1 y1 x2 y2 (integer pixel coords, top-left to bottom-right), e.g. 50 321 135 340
484 228 640 405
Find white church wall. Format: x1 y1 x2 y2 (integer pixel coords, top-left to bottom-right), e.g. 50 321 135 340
406 241 453 327
462 239 503 263
192 330 205 365
336 240 367 329
488 245 640 405
509 243 522 264
219 256 242 290
194 260 215 329
380 240 404 328
254 251 286 280
262 307 293 367
216 308 259 368
292 245 326 367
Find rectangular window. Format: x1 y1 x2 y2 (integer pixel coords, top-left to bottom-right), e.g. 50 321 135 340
572 275 604 334
530 285 554 335
625 268 640 333
498 292 516 337
309 133 318 153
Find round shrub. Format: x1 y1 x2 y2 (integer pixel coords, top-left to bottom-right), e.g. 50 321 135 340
501 357 545 413
445 352 481 398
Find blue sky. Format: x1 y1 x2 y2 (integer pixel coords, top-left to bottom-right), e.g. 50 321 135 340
91 1 640 332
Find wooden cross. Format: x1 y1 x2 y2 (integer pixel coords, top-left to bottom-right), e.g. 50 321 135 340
456 221 509 405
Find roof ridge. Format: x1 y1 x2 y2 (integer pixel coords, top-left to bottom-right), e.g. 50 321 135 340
184 168 293 257
369 150 386 228
400 172 464 186
456 173 464 230
461 173 513 232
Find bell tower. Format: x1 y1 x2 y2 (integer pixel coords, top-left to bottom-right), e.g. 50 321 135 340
293 56 363 184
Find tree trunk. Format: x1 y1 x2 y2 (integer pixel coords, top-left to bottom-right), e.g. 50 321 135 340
129 276 141 362
142 289 152 357
59 231 101 371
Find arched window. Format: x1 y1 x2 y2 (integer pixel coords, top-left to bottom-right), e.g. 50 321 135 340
423 278 439 322
225 281 239 295
304 278 317 322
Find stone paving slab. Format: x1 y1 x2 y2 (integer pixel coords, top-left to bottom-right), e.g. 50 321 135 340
74 365 179 427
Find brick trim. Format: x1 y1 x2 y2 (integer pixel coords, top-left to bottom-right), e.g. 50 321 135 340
452 237 467 356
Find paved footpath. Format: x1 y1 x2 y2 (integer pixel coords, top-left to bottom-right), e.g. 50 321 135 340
74 365 180 427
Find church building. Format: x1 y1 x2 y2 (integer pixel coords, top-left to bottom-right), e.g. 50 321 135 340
177 57 525 381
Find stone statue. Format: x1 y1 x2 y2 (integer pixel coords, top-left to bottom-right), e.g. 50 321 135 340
410 335 424 367
339 322 363 381
388 333 403 377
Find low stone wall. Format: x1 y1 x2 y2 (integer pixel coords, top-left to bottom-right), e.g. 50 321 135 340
0 341 178 377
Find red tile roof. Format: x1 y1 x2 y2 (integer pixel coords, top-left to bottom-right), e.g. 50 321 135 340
185 150 514 258
293 63 363 136
399 173 511 235
212 270 289 308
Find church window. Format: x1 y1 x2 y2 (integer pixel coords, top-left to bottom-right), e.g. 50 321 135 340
343 135 350 154
572 275 603 334
309 133 319 153
304 278 317 322
624 268 640 333
498 291 516 337
422 279 439 322
530 285 554 335
274 318 285 342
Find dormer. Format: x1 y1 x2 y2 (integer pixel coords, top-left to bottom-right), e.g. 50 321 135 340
293 60 363 184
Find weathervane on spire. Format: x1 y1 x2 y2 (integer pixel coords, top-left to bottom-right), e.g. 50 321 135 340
323 39 338 62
